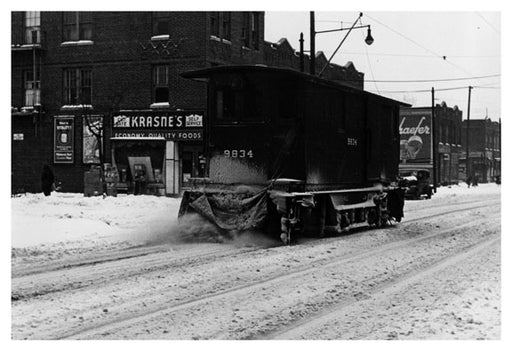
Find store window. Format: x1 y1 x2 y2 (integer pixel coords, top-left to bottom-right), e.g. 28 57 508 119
24 70 40 106
63 12 92 41
24 11 40 44
153 12 171 36
153 65 169 103
64 68 92 105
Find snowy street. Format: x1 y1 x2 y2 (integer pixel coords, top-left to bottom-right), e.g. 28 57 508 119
11 184 501 340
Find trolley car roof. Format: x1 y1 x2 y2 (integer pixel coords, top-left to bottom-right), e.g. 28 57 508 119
181 65 410 107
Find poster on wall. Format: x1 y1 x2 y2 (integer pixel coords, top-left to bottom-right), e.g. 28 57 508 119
399 109 433 164
54 116 74 164
83 115 103 164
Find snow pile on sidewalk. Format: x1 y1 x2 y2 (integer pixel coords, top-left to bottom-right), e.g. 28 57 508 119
11 193 182 252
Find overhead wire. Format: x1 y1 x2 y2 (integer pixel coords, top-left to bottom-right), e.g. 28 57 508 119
364 13 475 77
370 84 500 94
359 16 380 94
476 12 501 35
364 74 500 83
335 51 499 59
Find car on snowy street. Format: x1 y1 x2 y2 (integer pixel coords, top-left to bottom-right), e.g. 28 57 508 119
399 169 433 200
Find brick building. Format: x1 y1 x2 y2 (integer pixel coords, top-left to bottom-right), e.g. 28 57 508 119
11 11 364 195
399 102 462 186
460 118 501 183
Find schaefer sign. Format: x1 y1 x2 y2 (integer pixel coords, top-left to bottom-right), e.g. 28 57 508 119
399 109 432 164
112 110 204 140
54 116 74 164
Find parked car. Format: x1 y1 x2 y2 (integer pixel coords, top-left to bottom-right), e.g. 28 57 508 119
399 169 433 199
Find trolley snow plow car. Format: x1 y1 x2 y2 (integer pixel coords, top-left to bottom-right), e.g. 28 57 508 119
178 65 408 244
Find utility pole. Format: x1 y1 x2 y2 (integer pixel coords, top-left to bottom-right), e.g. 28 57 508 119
466 86 472 181
431 87 437 193
299 32 304 73
310 11 315 76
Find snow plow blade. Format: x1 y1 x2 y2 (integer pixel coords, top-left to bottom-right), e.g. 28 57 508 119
178 189 272 232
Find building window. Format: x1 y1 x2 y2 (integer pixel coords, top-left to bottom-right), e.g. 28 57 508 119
64 68 92 105
222 13 231 41
153 12 171 36
63 12 92 42
210 12 220 37
24 70 40 106
210 12 231 40
24 11 41 44
242 12 260 49
251 12 260 49
242 13 250 47
153 65 169 103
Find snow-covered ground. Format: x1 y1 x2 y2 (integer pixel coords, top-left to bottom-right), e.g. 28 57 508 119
9 182 503 342
11 183 500 251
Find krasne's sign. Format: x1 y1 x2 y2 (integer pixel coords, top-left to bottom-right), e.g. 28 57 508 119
54 116 74 164
112 110 204 141
399 109 432 164
113 111 204 129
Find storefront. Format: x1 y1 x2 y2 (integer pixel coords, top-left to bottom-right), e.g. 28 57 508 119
111 110 205 196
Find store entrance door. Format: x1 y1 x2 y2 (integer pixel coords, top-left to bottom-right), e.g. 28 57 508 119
181 145 206 189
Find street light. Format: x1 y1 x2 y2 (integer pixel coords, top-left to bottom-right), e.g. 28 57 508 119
365 27 374 45
310 12 374 77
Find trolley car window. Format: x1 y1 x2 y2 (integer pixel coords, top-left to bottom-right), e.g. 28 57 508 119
213 76 264 124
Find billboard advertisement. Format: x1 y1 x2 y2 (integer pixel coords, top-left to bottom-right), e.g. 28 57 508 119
399 109 432 164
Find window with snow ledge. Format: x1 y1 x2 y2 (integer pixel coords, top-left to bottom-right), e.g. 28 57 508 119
60 40 94 46
210 36 231 45
151 34 170 41
150 102 170 109
60 104 93 111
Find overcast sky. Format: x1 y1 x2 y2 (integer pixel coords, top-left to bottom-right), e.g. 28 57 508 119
265 11 501 121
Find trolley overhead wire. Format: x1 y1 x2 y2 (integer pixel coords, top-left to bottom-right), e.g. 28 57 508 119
359 16 380 95
364 13 475 77
370 84 500 94
476 12 501 35
364 74 500 83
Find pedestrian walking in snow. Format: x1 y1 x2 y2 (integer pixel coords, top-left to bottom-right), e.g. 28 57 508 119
41 164 55 196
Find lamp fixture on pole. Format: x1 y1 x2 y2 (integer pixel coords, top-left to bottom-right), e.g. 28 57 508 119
311 12 374 77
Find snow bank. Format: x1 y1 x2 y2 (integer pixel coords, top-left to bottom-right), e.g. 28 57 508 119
11 192 182 249
431 182 501 198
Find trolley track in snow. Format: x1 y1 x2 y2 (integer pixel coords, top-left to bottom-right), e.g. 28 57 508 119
53 209 499 340
263 235 500 339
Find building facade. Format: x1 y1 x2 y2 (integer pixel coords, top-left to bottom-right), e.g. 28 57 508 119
460 118 501 183
399 102 462 186
11 11 364 195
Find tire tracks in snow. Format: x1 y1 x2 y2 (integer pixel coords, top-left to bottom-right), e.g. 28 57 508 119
12 198 498 302
264 235 501 339
57 212 499 340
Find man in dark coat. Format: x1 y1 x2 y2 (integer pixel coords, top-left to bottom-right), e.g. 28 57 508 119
41 165 55 196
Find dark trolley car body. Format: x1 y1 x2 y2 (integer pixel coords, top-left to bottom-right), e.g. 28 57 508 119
179 65 407 244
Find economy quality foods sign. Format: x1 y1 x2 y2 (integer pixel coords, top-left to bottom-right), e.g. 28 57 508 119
399 109 432 164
